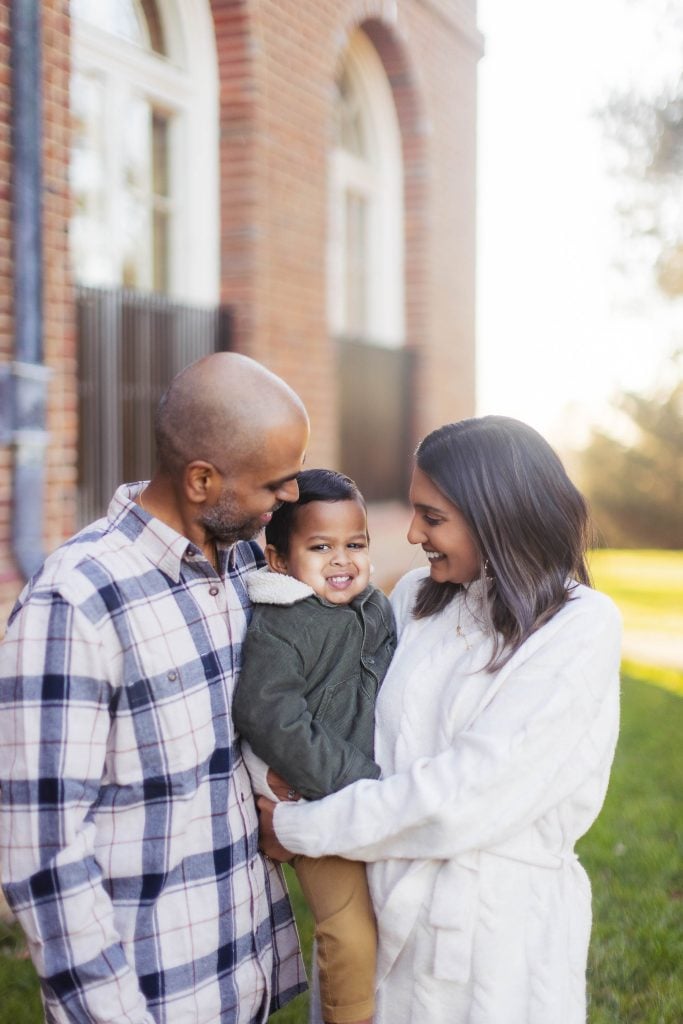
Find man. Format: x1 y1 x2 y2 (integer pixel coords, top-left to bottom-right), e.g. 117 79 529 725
0 353 310 1023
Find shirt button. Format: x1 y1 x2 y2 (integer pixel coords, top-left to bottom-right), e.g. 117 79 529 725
209 585 219 596
168 671 177 682
367 657 375 665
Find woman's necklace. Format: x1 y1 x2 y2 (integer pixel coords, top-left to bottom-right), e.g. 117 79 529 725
456 593 472 650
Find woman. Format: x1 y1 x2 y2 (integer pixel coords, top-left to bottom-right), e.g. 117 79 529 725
258 416 621 1024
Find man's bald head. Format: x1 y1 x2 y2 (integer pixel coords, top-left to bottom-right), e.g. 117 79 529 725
154 353 308 477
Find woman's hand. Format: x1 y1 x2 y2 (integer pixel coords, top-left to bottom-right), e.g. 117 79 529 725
257 796 295 862
266 768 301 803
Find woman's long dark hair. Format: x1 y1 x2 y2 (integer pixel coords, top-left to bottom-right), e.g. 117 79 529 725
413 416 593 669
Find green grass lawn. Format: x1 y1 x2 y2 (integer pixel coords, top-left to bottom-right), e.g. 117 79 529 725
0 919 43 1023
589 548 683 646
1 552 681 1023
579 667 683 1023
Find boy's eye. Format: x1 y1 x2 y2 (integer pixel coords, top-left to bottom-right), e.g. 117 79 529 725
348 542 367 550
310 544 330 551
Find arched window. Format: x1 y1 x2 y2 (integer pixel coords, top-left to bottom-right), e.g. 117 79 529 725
328 29 404 347
70 0 219 302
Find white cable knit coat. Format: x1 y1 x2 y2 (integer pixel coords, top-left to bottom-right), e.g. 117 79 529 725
274 568 622 1024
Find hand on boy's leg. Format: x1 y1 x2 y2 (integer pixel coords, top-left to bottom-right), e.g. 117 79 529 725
257 796 295 862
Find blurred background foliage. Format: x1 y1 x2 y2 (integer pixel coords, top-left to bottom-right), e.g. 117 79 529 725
578 353 682 548
578 0 682 549
596 0 683 300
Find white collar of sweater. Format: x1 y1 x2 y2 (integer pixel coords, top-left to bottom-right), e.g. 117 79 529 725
246 565 316 606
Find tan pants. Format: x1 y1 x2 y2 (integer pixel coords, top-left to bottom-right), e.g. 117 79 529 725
292 854 377 1024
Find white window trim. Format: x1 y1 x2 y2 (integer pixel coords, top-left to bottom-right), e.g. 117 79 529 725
328 29 405 347
71 0 219 304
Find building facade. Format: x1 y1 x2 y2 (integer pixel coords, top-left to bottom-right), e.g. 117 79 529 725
0 0 482 623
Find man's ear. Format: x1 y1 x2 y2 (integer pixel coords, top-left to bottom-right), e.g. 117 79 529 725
184 461 220 505
265 544 289 575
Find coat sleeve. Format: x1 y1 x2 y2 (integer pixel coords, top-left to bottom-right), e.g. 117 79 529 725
233 621 380 800
273 594 622 859
0 592 155 1024
240 740 280 800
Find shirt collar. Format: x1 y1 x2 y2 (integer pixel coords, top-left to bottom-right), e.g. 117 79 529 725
108 482 206 583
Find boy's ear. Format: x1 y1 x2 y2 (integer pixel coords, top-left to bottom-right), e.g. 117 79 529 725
265 544 289 575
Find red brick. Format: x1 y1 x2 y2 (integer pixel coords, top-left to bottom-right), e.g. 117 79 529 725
0 0 479 615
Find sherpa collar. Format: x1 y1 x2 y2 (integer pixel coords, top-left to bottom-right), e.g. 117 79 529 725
246 565 315 606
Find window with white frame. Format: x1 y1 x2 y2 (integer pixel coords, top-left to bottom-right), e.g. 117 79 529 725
328 30 405 347
70 0 219 303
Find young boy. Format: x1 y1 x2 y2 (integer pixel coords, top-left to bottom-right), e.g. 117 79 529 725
233 469 396 1024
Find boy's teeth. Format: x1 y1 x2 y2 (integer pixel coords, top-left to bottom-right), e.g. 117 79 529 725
427 552 443 560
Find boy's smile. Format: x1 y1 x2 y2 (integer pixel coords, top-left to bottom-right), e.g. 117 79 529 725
267 498 371 605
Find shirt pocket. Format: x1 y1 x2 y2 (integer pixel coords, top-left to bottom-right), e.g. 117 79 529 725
107 666 217 784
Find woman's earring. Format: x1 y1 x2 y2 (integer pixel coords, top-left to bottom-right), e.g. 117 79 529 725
483 558 493 582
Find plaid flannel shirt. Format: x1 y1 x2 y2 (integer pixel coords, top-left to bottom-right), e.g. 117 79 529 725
0 484 306 1024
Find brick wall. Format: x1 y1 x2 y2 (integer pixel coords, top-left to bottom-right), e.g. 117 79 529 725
0 0 480 619
0 1 75 627
42 3 77 561
213 0 481 467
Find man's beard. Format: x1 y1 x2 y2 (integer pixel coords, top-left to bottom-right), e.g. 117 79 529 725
198 489 276 546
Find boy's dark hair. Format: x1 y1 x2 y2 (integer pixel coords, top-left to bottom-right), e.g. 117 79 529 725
265 468 366 554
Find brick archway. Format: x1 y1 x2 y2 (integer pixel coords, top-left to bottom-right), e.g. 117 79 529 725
330 17 429 496
358 17 429 391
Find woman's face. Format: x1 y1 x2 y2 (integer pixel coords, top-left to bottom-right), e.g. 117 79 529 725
407 466 481 585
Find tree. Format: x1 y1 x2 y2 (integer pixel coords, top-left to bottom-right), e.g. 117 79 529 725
578 353 683 548
586 2 682 548
598 0 683 298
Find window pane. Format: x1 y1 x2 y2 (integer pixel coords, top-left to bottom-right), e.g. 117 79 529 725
72 0 149 48
121 196 149 289
72 0 165 54
345 192 368 335
119 101 172 291
121 95 152 288
140 0 166 55
336 69 366 157
152 112 169 197
153 209 169 291
70 72 111 284
152 113 171 290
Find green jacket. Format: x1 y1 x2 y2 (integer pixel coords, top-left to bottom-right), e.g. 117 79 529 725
233 567 396 799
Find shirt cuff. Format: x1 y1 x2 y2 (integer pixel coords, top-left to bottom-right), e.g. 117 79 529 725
273 800 322 857
241 741 280 801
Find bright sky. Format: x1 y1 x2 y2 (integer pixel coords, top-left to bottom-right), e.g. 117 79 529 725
475 0 682 448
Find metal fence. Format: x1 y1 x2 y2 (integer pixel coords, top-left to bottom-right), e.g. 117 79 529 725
76 286 232 525
337 338 416 503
